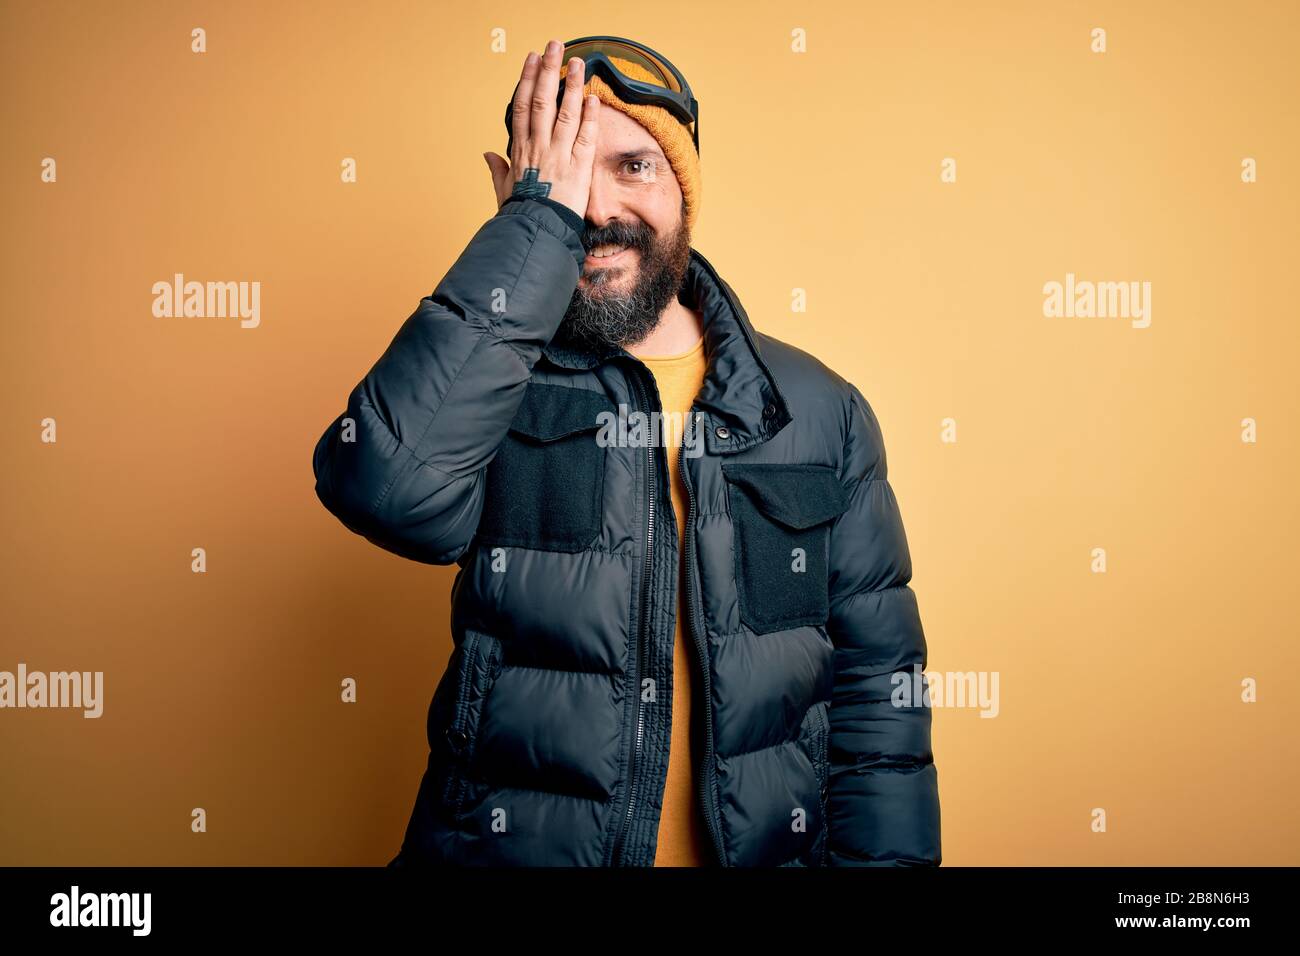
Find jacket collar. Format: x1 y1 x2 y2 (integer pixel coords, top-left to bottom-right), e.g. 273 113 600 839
540 248 792 455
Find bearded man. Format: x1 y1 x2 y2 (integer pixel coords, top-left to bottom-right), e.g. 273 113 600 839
313 35 941 868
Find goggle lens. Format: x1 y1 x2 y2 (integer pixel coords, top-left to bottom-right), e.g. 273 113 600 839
562 39 682 95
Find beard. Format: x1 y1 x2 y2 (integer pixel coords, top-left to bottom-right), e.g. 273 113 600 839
556 199 692 352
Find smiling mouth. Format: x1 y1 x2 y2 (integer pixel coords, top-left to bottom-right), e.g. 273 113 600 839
585 244 634 265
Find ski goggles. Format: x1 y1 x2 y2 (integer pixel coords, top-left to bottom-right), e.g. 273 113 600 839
504 35 700 157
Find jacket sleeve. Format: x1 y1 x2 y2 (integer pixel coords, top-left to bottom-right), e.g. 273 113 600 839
311 195 587 565
824 382 941 865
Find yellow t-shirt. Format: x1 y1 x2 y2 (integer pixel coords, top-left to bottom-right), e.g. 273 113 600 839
633 333 711 866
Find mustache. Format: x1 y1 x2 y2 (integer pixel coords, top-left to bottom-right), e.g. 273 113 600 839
581 219 652 253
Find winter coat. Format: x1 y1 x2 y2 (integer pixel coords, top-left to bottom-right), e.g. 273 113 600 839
311 194 941 866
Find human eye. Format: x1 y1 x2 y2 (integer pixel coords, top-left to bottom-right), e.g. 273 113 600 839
618 158 658 184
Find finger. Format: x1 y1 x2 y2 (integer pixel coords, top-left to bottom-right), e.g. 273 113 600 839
572 93 600 161
510 50 539 164
551 57 585 151
529 39 563 152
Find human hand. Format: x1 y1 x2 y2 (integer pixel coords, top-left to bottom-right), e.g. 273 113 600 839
483 39 601 219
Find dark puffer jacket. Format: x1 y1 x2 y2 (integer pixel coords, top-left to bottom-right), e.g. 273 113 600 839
311 195 941 866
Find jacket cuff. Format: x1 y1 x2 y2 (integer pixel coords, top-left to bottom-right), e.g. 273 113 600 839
498 195 586 258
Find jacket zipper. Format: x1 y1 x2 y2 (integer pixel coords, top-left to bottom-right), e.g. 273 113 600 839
610 371 656 866
813 700 829 866
681 250 786 867
680 411 729 866
607 252 767 866
444 631 482 813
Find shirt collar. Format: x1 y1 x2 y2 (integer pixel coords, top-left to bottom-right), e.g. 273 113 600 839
540 248 792 455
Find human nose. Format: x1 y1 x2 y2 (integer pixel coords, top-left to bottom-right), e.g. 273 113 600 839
583 164 621 228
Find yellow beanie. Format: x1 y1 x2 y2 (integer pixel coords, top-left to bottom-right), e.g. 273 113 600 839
561 54 701 233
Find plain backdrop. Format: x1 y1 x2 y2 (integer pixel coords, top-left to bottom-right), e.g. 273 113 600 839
1 0 1297 864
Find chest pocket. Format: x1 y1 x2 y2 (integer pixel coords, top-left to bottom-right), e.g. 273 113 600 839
476 381 617 553
721 463 851 635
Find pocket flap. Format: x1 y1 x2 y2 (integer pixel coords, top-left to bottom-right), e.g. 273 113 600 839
508 382 617 443
721 463 851 530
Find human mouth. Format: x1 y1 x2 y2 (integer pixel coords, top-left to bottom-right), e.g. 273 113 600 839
585 244 634 265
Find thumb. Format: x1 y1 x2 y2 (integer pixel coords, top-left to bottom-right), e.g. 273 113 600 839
484 151 511 206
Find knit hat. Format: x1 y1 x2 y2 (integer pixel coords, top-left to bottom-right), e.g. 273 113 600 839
560 54 701 233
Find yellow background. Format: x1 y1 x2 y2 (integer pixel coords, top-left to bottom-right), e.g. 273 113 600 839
2 0 1296 864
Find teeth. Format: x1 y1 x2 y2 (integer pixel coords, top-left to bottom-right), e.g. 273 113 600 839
590 244 627 258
